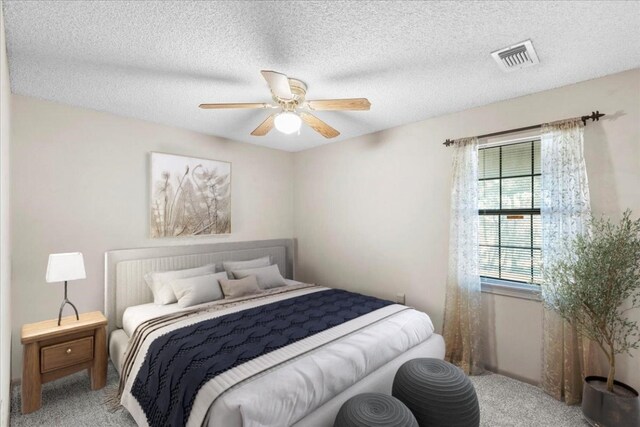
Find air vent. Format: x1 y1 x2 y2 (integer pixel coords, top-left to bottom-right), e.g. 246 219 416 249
491 40 539 72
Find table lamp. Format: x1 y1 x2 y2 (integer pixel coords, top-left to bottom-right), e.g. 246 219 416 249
46 252 86 326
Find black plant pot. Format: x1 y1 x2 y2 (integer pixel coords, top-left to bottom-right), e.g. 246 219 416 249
582 376 640 427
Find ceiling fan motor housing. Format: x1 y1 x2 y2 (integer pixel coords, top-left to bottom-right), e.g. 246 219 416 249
274 78 307 111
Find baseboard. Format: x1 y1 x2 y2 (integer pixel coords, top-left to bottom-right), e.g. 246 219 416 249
484 365 540 387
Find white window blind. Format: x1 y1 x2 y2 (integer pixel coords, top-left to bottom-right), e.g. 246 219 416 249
478 140 541 284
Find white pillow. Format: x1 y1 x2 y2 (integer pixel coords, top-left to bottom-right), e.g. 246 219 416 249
223 256 271 278
169 272 227 308
144 263 217 305
231 264 286 290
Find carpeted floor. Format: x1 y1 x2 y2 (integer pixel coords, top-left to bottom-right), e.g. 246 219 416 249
10 363 588 426
470 374 587 426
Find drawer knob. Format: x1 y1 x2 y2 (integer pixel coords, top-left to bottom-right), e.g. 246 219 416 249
66 348 72 354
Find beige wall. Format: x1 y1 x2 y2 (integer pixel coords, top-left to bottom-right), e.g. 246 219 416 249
294 69 640 390
10 96 294 379
0 3 11 423
6 65 639 394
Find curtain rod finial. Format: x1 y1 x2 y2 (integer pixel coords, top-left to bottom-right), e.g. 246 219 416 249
581 111 605 126
444 139 455 147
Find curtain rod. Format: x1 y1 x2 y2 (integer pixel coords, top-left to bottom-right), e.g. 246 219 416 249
442 111 605 147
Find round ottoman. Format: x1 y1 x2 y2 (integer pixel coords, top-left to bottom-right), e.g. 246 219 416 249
392 358 480 427
333 393 418 427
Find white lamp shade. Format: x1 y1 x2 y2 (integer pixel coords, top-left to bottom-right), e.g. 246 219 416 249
46 252 86 283
274 112 302 134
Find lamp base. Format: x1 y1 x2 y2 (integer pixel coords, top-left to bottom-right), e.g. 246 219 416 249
58 280 79 326
58 299 79 326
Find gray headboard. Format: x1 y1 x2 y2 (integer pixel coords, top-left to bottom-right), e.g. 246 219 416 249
104 239 295 334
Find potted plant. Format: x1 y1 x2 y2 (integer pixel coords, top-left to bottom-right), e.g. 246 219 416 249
542 210 640 427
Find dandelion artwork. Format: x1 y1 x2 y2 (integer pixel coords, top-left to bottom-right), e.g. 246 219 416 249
150 153 231 237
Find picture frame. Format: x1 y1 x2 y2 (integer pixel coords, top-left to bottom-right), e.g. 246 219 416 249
150 152 231 237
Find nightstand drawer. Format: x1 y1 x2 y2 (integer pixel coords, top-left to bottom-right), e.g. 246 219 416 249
40 336 94 373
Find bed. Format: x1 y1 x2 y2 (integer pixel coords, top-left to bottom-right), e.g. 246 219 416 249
105 239 445 427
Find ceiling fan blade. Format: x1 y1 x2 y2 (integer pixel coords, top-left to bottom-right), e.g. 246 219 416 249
199 102 271 109
261 70 294 100
299 112 340 139
306 98 371 111
250 114 276 136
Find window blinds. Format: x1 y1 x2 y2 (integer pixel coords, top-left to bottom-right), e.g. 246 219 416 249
478 140 541 284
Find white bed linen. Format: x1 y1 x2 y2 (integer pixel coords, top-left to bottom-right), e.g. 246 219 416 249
116 284 437 427
121 278 304 336
293 335 445 427
109 328 129 373
110 328 443 427
205 307 434 427
122 303 180 337
110 331 444 427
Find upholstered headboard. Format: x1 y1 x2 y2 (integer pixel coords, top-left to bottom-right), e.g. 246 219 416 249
104 239 294 334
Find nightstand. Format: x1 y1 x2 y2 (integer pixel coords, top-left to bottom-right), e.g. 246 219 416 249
20 311 107 414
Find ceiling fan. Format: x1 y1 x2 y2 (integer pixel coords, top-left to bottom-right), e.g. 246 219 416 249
199 70 371 139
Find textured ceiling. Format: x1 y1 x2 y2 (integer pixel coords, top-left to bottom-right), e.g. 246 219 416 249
3 1 640 152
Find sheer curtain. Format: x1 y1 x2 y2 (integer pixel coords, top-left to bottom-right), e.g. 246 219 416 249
540 119 592 404
442 137 483 375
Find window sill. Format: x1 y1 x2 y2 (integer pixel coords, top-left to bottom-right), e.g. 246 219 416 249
480 278 541 302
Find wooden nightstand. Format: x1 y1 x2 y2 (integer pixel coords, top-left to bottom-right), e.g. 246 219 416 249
20 311 107 414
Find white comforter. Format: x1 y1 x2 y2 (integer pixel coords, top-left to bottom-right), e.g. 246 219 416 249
207 307 434 427
120 286 435 427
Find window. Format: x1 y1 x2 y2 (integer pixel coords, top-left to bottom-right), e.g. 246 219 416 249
478 140 541 286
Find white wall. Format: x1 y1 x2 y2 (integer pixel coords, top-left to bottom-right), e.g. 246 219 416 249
6 63 639 396
10 96 294 379
0 3 11 424
294 69 640 390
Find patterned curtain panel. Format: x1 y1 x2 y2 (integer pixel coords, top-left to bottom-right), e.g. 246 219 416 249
540 119 593 404
443 137 484 375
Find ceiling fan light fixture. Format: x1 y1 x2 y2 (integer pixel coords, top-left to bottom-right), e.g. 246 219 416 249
274 112 301 135
200 70 369 139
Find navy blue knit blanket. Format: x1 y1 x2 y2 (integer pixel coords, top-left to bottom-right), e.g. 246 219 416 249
131 288 393 427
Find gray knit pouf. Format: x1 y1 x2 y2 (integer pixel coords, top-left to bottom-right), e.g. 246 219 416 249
392 358 480 427
333 393 418 427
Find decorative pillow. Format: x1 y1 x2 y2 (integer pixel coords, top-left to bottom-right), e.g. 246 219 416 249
222 256 272 278
231 264 286 290
169 272 227 308
144 263 217 305
219 275 261 299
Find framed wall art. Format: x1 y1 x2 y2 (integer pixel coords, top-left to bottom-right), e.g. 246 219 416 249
150 152 231 237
